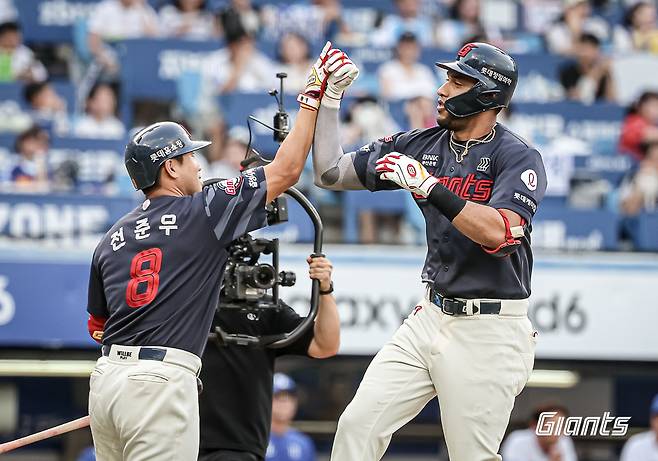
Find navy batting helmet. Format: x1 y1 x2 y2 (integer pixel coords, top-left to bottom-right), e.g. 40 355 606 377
436 42 518 118
124 121 211 190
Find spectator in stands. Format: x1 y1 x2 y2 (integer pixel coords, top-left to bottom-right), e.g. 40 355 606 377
218 0 261 40
620 141 658 215
342 95 400 151
11 125 50 189
501 403 578 461
87 0 159 73
73 83 126 139
277 32 312 95
266 373 316 461
558 33 615 104
23 81 69 134
0 21 47 83
370 0 435 48
405 95 436 129
259 0 343 45
207 125 248 179
435 0 502 51
620 394 658 460
378 32 437 101
312 0 346 43
618 91 658 161
545 0 609 56
613 2 658 54
159 0 218 41
211 16 273 94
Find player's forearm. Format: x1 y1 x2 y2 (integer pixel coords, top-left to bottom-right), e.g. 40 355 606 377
309 295 340 358
271 107 318 184
313 105 365 190
451 202 509 248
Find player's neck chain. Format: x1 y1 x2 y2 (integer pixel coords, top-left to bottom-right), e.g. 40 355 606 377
449 126 496 163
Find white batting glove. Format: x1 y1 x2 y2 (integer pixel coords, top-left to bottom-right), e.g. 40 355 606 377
321 49 360 109
375 153 439 197
297 41 332 112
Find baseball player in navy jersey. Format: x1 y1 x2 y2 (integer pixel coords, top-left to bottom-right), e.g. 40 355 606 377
312 42 547 460
85 42 359 460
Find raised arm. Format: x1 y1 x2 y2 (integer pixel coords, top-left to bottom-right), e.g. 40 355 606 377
263 107 319 203
264 43 361 201
313 105 365 190
312 50 364 191
263 42 333 202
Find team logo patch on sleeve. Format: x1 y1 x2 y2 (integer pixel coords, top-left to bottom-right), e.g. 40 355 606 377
243 169 259 188
513 190 538 214
216 176 243 195
521 169 538 191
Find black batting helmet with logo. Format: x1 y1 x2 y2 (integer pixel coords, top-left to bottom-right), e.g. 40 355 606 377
124 121 211 190
436 42 518 118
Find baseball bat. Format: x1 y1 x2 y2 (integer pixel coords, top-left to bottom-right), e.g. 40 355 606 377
0 415 90 453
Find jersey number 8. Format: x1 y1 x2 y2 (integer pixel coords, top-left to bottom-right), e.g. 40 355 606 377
126 248 162 308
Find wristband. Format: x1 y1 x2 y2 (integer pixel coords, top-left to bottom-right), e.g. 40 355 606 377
297 93 320 111
319 281 334 295
427 183 467 221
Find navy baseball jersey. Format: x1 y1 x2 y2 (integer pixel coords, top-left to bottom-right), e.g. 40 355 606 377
353 124 547 299
87 167 268 357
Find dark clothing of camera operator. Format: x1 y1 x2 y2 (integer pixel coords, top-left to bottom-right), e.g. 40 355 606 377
198 256 339 461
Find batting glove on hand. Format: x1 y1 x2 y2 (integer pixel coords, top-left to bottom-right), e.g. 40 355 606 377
375 153 439 197
297 41 332 112
321 49 359 110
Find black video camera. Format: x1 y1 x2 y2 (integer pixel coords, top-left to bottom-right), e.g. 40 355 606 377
208 71 323 348
221 194 295 304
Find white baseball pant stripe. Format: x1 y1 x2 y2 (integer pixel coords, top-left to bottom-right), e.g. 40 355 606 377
331 293 536 461
88 345 202 461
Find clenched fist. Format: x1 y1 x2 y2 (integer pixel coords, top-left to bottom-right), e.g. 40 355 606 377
375 153 439 197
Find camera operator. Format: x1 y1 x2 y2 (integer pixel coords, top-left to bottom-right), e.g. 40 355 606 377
198 255 340 461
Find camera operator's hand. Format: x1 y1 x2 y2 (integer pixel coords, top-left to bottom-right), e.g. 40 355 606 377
321 48 359 110
307 255 333 292
297 41 334 112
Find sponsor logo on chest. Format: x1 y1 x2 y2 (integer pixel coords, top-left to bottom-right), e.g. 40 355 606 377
421 154 440 167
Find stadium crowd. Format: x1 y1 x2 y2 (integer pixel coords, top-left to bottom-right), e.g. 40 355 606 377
0 0 657 247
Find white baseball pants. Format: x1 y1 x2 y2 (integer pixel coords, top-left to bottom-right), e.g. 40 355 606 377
88 345 202 461
331 292 536 461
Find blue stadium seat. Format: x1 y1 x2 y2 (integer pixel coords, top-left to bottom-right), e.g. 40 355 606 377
343 189 408 243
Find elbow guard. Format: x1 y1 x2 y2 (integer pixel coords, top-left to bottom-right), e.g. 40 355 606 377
482 210 526 257
88 314 106 343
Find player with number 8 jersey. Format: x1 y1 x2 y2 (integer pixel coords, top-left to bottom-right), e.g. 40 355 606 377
85 41 338 461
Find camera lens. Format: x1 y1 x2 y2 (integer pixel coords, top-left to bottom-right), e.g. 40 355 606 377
249 264 276 289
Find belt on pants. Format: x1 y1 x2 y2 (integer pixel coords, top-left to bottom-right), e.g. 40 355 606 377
101 344 202 375
102 345 166 361
427 286 528 317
